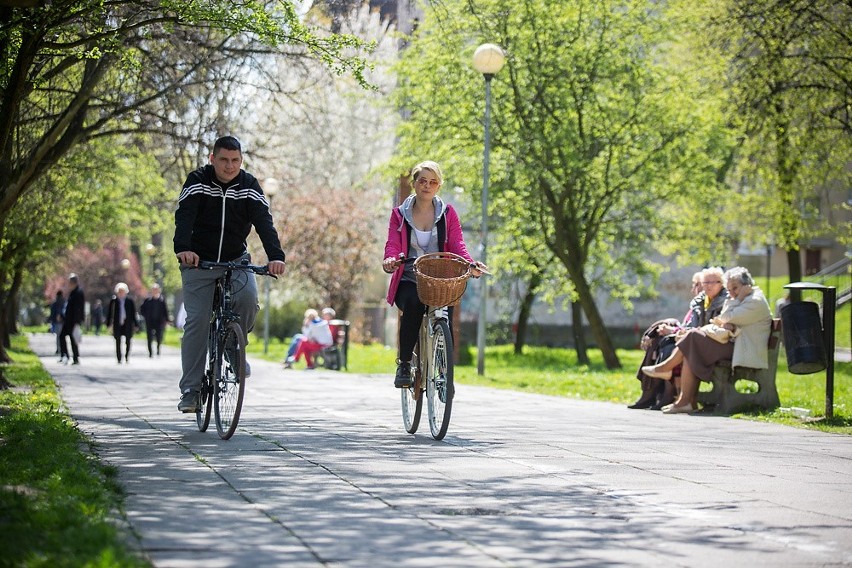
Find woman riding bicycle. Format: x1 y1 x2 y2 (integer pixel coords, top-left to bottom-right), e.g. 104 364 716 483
382 160 486 389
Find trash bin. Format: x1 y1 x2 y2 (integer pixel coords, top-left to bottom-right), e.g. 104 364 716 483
779 301 827 374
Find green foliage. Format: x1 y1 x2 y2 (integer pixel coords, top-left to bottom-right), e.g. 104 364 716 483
672 0 852 266
7 140 170 304
0 336 148 567
390 0 735 367
258 300 311 342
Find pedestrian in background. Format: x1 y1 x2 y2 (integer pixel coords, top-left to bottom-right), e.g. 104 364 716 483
49 290 65 354
58 273 85 365
108 282 137 364
91 299 104 335
140 283 169 357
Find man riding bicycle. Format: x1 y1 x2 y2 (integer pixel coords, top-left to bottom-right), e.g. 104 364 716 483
174 136 286 413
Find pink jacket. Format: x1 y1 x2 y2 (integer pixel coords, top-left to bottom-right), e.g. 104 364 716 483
384 201 474 305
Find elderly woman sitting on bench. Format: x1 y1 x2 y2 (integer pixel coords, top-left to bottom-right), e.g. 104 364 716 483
641 266 772 414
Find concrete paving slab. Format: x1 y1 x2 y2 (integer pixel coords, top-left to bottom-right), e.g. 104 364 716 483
26 333 852 567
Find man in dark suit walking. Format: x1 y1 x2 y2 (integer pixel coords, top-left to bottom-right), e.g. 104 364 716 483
59 273 85 365
140 283 169 357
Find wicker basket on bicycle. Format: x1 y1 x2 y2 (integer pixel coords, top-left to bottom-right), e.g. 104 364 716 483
413 252 471 307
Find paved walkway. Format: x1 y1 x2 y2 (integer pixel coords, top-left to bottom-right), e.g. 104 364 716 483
30 333 852 567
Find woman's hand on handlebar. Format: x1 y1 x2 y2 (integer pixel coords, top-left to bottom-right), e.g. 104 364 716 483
176 251 199 267
470 261 489 278
382 253 405 274
267 260 286 276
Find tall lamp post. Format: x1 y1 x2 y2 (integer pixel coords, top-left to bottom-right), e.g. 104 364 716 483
262 177 280 354
472 43 505 376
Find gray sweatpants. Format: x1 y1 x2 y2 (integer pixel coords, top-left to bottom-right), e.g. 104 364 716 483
178 257 258 394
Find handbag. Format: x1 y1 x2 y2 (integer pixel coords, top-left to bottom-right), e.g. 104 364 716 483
72 324 83 344
700 323 733 344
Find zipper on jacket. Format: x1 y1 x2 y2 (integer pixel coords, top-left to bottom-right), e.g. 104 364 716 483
217 186 226 262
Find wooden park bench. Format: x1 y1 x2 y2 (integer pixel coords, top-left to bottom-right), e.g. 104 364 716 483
696 318 783 414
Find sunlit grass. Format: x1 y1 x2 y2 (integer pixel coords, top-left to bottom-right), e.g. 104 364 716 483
316 340 851 434
0 335 148 567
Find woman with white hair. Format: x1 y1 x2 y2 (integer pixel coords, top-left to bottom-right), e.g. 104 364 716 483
108 282 138 364
641 267 772 414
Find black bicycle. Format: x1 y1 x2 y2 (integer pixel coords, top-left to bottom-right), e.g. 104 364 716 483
195 260 274 439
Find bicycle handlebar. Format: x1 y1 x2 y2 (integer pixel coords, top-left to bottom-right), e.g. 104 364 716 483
197 260 276 278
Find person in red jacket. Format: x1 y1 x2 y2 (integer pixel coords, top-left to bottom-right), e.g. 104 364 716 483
381 161 486 388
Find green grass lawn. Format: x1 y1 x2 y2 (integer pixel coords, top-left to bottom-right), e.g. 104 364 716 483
0 335 149 567
239 330 851 434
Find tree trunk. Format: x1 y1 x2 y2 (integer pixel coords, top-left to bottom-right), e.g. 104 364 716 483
775 100 803 302
569 269 620 368
5 261 24 340
514 271 542 355
0 368 11 390
786 247 803 302
572 301 590 365
0 306 10 363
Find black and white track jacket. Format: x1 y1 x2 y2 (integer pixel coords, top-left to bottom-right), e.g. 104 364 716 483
174 165 285 263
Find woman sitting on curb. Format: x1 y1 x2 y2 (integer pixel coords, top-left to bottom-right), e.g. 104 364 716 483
641 266 772 414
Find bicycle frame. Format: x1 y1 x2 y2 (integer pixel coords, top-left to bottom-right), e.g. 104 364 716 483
196 260 272 439
418 306 448 379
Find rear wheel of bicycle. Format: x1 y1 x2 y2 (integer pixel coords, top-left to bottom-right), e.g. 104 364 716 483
401 350 423 433
214 321 246 440
426 319 454 440
196 322 216 432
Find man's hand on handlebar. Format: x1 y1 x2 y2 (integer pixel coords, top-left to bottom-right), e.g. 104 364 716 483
267 260 286 276
176 251 199 267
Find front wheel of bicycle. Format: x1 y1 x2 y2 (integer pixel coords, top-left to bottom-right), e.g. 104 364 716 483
401 350 423 433
196 322 216 432
214 321 246 440
426 318 454 440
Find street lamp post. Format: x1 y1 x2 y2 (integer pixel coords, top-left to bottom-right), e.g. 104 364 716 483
472 43 505 376
262 177 280 354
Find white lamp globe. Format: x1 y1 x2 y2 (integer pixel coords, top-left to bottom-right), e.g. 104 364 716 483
263 177 280 198
472 43 506 76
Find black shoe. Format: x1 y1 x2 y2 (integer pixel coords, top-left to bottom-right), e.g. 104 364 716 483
178 390 200 413
627 391 656 409
394 362 412 388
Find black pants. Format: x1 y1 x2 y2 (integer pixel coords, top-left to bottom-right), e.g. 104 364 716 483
114 333 132 362
146 324 163 356
394 281 454 362
59 322 79 361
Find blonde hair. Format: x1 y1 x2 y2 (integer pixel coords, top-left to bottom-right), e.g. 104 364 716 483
304 308 318 320
411 160 443 185
701 267 724 284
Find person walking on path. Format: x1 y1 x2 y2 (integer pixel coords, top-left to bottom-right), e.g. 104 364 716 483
58 273 85 365
173 135 286 413
140 283 169 357
49 290 64 354
91 299 104 335
108 282 138 364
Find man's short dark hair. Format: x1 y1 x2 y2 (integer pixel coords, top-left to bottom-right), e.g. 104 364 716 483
213 136 242 155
